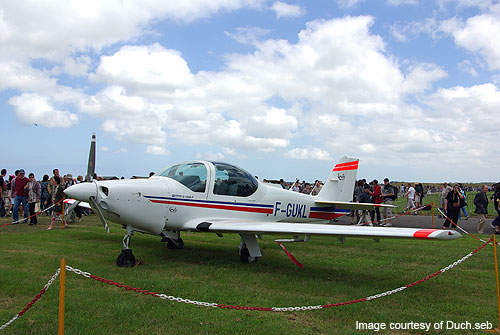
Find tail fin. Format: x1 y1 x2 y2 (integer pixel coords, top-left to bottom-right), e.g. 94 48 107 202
316 156 359 202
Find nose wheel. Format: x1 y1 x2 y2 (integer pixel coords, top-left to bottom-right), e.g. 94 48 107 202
117 226 136 267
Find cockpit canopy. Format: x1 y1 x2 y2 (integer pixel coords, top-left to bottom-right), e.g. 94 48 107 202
157 161 258 197
212 162 258 197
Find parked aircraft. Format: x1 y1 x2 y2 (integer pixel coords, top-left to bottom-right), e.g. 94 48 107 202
64 135 461 267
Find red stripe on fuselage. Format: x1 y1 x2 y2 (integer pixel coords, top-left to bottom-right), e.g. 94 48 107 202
413 229 437 239
309 212 345 220
149 199 273 214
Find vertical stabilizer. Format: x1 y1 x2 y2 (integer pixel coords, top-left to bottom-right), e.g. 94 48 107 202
316 156 359 202
86 133 96 182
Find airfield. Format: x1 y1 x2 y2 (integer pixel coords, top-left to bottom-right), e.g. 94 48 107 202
0 213 497 334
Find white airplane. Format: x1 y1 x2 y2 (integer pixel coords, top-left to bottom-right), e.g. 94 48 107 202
64 135 461 267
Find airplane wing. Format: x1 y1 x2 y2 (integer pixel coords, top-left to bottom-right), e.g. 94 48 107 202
184 219 461 240
315 200 395 210
63 199 91 209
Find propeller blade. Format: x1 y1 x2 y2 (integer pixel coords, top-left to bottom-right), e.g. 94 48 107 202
86 133 96 182
89 196 110 233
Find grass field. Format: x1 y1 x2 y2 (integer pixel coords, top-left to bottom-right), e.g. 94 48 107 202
0 215 498 334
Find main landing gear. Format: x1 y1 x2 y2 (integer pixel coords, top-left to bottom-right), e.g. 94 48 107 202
117 225 136 267
238 234 261 263
161 231 184 249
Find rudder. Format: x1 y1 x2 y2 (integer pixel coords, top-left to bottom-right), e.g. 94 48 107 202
317 156 359 202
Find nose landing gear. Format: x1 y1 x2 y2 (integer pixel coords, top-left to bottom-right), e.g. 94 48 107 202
117 225 136 267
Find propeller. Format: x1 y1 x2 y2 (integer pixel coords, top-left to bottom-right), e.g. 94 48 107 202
86 133 96 182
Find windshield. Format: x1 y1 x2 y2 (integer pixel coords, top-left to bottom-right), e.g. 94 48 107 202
158 163 207 193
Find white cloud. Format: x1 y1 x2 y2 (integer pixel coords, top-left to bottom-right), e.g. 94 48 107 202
403 63 447 94
390 18 439 42
9 93 78 128
92 44 194 89
337 0 364 8
270 2 305 19
225 27 270 45
285 148 333 161
114 148 128 154
146 145 167 155
101 146 109 152
458 60 478 76
387 0 418 5
441 4 500 70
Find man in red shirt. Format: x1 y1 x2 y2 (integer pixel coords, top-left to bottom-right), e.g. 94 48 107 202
370 179 382 225
12 169 29 223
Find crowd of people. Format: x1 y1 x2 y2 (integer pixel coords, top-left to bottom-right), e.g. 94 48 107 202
0 168 85 230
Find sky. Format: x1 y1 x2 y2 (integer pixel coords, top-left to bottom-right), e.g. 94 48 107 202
1 0 499 183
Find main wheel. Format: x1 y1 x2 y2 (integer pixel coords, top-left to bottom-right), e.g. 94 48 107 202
239 246 250 263
167 238 184 249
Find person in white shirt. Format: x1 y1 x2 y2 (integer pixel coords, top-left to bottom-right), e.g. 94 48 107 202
405 183 416 211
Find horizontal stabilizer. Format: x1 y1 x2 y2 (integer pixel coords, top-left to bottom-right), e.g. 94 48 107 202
63 199 91 209
315 200 395 210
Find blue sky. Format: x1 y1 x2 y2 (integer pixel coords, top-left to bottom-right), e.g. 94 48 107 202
1 0 499 182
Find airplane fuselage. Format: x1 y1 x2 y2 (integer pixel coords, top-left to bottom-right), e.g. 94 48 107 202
93 175 346 236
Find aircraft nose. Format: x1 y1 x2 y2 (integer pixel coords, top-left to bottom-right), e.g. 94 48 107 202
64 182 97 202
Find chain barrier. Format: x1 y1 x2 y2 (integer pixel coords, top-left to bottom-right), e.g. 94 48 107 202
0 200 63 228
0 269 60 331
65 238 492 312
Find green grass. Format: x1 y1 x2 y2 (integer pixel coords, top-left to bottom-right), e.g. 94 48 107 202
0 215 498 334
392 192 498 217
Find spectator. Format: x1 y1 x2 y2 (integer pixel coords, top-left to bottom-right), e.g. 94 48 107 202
381 178 395 227
405 183 416 212
26 173 41 225
443 184 465 229
369 179 382 224
76 175 84 183
0 169 6 217
40 175 51 214
12 169 29 223
311 180 322 196
291 180 301 192
457 184 470 220
440 182 452 215
356 184 373 226
279 178 287 189
302 183 312 194
474 185 489 234
47 176 67 230
415 182 423 209
352 180 365 224
48 168 60 195
64 174 75 188
6 175 14 215
492 184 500 235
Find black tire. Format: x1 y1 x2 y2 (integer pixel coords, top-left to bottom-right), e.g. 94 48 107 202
116 249 136 267
239 247 250 263
167 238 184 249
